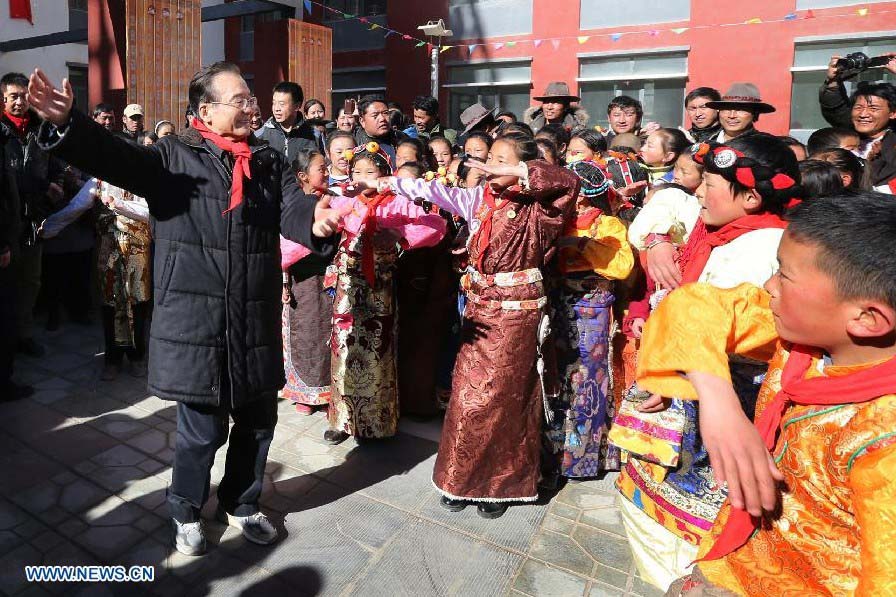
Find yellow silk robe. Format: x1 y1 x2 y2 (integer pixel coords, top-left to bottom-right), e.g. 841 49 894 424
637 283 896 596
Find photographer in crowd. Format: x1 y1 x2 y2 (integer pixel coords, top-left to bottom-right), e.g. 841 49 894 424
818 52 896 191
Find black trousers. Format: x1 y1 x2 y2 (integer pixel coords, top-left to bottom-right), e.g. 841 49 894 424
0 269 16 392
167 388 278 524
102 302 150 364
41 249 93 321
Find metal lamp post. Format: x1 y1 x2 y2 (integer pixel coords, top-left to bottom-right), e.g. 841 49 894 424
417 19 453 99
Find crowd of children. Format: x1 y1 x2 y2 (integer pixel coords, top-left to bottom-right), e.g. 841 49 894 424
270 83 896 594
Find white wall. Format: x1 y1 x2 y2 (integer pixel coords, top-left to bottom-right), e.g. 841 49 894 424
0 0 87 85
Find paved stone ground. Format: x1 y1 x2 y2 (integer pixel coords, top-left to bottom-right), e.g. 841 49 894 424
0 320 664 597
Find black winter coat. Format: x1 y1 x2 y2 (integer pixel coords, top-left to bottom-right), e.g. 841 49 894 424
39 110 336 407
0 111 65 246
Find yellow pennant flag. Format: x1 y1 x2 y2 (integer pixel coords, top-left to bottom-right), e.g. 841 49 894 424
440 45 453 53
577 36 589 44
745 17 762 24
857 7 869 16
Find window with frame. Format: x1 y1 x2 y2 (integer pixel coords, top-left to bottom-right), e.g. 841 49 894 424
448 0 533 40
790 37 895 134
69 0 88 31
240 10 286 62
578 51 689 129
580 0 689 30
444 61 533 129
68 64 88 114
322 0 387 18
795 0 891 8
331 68 386 112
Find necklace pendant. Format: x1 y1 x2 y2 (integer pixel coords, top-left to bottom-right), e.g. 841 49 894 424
507 209 517 220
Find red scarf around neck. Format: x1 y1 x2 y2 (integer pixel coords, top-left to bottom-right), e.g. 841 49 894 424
701 347 896 562
4 111 30 137
190 117 252 215
358 191 395 287
474 184 519 272
679 214 787 284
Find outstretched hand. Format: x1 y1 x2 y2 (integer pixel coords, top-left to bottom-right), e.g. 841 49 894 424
617 180 648 198
688 371 784 517
27 69 74 127
465 160 527 179
312 195 349 238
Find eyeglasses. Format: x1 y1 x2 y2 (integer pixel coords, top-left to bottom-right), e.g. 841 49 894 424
208 97 258 111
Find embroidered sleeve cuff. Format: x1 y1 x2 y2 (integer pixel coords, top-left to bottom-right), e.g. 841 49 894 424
518 162 531 190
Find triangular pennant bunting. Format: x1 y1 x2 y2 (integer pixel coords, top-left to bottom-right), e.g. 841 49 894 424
670 27 688 34
494 42 504 50
440 45 453 53
468 44 478 55
610 33 622 42
577 36 589 44
533 39 543 47
551 39 561 50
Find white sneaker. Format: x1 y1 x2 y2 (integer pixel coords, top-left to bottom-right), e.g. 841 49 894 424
216 509 278 545
172 519 206 556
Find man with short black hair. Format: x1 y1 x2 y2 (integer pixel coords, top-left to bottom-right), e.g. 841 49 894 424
0 71 65 358
354 94 399 163
27 62 343 557
412 95 442 138
818 59 896 191
92 103 116 130
255 81 317 164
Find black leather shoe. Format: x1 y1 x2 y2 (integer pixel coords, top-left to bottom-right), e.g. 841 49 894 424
439 496 467 512
476 502 508 519
323 429 349 445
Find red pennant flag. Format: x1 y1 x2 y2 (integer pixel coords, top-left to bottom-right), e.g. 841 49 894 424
9 0 34 24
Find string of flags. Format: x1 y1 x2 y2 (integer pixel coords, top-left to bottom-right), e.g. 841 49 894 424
300 1 886 57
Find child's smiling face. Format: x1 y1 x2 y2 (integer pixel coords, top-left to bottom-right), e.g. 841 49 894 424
351 157 383 192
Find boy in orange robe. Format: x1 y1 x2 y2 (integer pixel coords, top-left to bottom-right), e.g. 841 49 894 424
636 192 896 596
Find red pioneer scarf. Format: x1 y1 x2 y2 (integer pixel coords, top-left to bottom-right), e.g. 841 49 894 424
190 117 252 215
679 214 787 284
3 111 30 137
358 191 395 287
474 185 521 272
701 347 896 562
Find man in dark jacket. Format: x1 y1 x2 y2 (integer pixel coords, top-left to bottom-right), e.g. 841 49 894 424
354 95 400 164
255 81 317 165
28 62 343 557
0 126 34 402
704 82 775 143
1 72 65 358
524 81 590 134
818 55 896 192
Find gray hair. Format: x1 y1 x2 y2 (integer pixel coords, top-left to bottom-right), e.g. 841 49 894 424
188 61 241 113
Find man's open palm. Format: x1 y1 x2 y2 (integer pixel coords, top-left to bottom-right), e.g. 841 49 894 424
27 69 74 127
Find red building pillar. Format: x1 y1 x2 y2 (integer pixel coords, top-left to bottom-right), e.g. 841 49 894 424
530 0 581 107
87 0 127 115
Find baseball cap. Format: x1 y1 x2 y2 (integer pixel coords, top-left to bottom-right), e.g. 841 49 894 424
123 104 145 119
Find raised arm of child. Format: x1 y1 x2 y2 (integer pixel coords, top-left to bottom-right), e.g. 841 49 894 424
389 177 483 224
637 282 783 515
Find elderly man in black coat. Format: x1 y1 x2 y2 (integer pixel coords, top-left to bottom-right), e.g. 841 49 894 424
28 62 343 556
